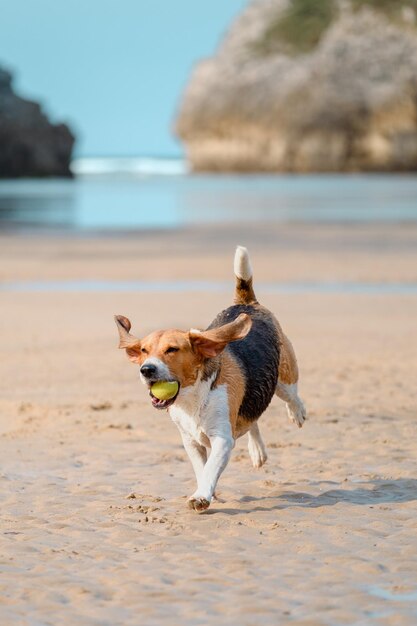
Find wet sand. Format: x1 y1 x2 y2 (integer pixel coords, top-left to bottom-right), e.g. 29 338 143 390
1 223 417 625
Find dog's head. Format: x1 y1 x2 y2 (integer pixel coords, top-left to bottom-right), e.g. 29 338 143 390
114 313 251 410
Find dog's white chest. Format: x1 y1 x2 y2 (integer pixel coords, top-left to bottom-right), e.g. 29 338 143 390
169 376 230 446
169 404 208 446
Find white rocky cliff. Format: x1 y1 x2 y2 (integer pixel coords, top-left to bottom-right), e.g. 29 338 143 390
176 0 417 172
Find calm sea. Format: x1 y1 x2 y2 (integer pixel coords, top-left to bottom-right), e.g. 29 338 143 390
0 158 416 231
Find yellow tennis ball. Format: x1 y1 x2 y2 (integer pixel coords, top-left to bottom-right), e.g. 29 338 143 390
150 381 179 400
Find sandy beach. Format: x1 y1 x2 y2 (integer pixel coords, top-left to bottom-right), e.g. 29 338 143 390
1 222 417 625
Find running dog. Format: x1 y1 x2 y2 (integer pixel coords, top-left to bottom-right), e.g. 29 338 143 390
115 246 306 511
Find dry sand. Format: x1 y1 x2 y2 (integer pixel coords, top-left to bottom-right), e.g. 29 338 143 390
1 223 417 625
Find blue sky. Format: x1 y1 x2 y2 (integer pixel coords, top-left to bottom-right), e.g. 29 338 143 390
0 0 247 157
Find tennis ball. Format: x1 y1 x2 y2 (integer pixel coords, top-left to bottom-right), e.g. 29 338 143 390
150 381 179 401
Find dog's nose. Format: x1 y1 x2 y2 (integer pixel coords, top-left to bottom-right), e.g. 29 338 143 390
140 364 157 379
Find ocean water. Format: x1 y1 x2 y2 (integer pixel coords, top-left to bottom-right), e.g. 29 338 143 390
1 278 416 294
0 158 416 231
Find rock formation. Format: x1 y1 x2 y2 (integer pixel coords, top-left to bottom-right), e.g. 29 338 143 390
175 0 417 172
0 67 75 177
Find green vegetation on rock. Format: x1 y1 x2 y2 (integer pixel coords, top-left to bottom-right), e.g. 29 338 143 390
352 0 417 17
254 0 416 57
254 0 336 56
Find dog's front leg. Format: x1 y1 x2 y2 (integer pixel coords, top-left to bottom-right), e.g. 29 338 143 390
188 434 234 512
179 431 207 486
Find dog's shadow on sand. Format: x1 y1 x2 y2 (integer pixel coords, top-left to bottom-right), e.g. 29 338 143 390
208 478 417 516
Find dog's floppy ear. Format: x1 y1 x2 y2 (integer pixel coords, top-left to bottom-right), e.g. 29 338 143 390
189 313 252 358
114 315 142 363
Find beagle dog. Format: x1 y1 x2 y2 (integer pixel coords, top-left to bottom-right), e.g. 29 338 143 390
115 246 306 512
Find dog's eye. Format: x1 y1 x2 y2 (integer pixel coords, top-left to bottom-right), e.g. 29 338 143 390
165 347 179 354
141 348 148 354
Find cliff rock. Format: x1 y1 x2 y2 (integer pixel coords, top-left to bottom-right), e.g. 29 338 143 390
175 0 417 172
0 67 75 177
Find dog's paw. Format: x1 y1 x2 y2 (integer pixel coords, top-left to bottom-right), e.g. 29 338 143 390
187 494 211 512
287 398 306 428
248 441 268 468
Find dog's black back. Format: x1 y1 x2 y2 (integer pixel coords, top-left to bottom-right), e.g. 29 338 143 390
207 304 280 421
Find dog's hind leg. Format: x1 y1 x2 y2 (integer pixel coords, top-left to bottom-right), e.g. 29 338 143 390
248 422 268 468
272 318 306 428
276 382 306 428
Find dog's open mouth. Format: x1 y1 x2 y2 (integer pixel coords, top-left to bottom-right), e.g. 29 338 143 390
149 381 180 410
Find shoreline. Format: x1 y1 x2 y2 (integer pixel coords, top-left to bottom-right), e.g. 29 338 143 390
2 222 417 284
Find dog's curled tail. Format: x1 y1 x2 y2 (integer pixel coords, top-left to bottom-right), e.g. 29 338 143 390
233 246 258 305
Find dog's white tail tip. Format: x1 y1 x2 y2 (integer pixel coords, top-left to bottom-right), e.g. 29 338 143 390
234 246 252 281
